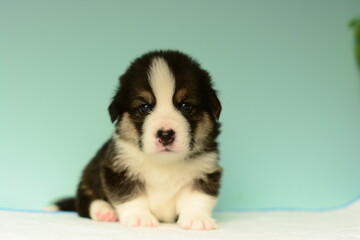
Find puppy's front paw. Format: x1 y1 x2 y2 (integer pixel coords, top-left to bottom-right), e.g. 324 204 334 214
178 216 217 230
90 200 118 222
120 211 159 227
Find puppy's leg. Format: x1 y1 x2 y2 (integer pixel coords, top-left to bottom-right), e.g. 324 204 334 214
114 197 159 227
76 181 116 221
89 200 118 222
177 191 217 230
76 182 94 218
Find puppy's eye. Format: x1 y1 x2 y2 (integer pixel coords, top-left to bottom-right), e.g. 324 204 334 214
139 104 152 114
179 102 192 112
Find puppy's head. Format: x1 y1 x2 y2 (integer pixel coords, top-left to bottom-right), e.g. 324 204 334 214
109 50 221 158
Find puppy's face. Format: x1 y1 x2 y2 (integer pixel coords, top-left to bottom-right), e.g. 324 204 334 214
109 51 221 158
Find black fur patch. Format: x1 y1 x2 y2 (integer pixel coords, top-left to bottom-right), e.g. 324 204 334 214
75 140 111 217
194 170 222 197
102 164 144 204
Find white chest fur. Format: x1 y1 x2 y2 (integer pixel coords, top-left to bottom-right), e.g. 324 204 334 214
142 160 197 222
114 139 219 222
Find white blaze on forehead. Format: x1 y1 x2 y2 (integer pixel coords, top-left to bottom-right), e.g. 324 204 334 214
143 57 190 155
148 57 175 108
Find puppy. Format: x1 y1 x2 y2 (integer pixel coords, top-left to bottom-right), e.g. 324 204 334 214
56 50 222 230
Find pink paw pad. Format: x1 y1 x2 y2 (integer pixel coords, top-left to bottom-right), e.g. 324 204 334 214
95 210 118 222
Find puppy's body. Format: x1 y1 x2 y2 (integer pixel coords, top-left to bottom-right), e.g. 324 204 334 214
64 51 222 230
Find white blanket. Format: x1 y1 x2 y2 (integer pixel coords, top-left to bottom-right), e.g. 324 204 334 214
1 200 360 240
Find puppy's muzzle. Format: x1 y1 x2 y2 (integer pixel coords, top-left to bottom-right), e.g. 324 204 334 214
156 129 175 146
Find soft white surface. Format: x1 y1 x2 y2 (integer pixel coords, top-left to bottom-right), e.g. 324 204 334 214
1 200 360 240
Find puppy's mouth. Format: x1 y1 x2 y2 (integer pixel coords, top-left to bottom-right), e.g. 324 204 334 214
161 148 174 153
155 144 176 153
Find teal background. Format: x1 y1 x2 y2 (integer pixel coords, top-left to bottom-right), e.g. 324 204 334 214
1 0 360 211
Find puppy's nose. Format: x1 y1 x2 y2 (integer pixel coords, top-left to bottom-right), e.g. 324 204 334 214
156 129 175 146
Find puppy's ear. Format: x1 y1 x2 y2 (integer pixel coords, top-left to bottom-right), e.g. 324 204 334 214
210 91 222 120
108 99 120 123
